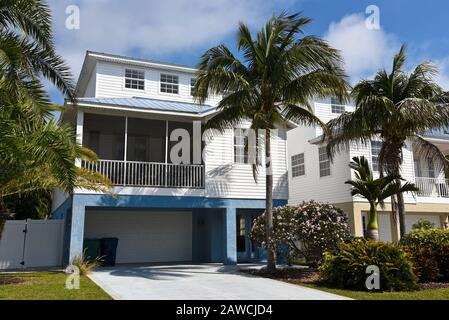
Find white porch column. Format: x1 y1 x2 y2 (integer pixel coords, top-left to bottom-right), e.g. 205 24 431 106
75 110 84 167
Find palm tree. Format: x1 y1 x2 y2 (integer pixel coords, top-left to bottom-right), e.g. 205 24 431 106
327 45 449 238
0 0 74 116
194 12 349 271
345 156 418 240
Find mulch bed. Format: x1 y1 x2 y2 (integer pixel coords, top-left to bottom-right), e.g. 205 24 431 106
418 282 449 290
241 267 321 284
241 267 449 291
0 276 28 286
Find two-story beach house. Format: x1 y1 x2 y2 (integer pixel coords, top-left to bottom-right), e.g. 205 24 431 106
51 52 290 265
288 98 449 242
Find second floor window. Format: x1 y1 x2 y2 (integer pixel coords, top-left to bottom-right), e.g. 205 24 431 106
331 97 345 114
190 78 196 96
371 140 382 172
319 146 331 177
291 153 305 177
125 69 144 90
234 129 261 164
160 73 179 94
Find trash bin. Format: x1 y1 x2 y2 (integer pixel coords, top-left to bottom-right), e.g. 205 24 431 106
83 238 101 262
100 238 119 266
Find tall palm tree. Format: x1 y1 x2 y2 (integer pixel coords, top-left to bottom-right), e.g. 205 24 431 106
194 12 349 271
346 156 418 240
327 45 449 238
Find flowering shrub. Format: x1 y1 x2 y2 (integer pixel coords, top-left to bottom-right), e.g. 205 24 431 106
251 200 352 266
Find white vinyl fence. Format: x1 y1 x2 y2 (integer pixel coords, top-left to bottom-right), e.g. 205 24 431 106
0 219 64 270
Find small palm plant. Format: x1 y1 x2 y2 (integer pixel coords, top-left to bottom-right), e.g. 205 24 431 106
345 156 418 240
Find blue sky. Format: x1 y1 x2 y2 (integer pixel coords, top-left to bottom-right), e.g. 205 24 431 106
47 0 449 104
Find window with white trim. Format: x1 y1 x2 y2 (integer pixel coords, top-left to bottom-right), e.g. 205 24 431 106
331 97 345 114
371 140 382 172
125 69 144 90
190 78 196 96
234 129 261 164
414 159 422 177
318 146 331 177
291 153 305 177
160 73 179 94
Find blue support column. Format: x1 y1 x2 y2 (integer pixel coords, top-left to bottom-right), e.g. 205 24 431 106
224 207 237 265
68 195 86 264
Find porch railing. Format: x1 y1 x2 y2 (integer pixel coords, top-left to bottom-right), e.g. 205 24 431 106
415 177 449 198
81 159 205 189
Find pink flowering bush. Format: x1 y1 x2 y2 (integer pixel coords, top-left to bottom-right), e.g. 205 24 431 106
251 200 352 266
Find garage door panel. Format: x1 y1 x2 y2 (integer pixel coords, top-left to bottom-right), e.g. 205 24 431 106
84 210 192 264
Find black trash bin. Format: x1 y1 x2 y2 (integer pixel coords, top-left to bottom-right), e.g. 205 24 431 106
83 238 101 262
100 238 119 266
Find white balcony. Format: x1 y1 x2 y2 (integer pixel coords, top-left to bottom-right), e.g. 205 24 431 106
415 177 449 198
82 159 205 189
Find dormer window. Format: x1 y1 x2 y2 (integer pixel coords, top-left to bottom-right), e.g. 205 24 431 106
125 69 145 90
160 73 179 94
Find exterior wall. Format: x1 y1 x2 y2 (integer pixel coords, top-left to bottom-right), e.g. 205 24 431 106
287 125 352 205
94 61 221 106
205 123 288 200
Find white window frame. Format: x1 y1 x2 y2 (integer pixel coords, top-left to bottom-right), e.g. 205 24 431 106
370 140 382 172
124 68 145 91
331 97 345 114
414 158 422 177
233 129 262 165
291 153 305 178
318 146 331 177
160 73 179 94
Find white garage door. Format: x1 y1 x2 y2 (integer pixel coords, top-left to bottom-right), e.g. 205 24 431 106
405 214 441 233
84 210 192 264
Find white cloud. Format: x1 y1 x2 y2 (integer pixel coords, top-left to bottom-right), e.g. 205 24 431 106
324 13 399 83
48 0 283 77
435 57 449 91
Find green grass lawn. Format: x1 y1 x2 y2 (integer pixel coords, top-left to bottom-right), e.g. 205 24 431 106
0 272 111 300
302 283 449 300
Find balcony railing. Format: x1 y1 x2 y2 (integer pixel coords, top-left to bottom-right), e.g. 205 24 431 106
415 177 449 198
81 159 205 189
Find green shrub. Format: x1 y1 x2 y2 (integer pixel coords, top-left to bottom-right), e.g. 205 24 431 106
400 229 449 281
403 247 439 282
319 239 418 291
412 219 435 230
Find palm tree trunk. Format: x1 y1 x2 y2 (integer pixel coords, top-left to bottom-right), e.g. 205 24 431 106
367 202 379 241
396 184 406 238
265 128 276 272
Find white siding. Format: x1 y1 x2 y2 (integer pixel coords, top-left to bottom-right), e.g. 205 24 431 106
95 61 221 106
288 124 352 205
205 123 288 200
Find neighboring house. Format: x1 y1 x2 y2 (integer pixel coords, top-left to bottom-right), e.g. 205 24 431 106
288 98 449 242
52 52 290 265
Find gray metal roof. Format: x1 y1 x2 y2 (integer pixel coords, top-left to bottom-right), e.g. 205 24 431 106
75 97 216 114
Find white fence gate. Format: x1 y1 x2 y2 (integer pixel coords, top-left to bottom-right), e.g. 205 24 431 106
0 219 64 270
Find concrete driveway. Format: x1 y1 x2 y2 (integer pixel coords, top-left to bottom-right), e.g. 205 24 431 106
89 263 348 300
